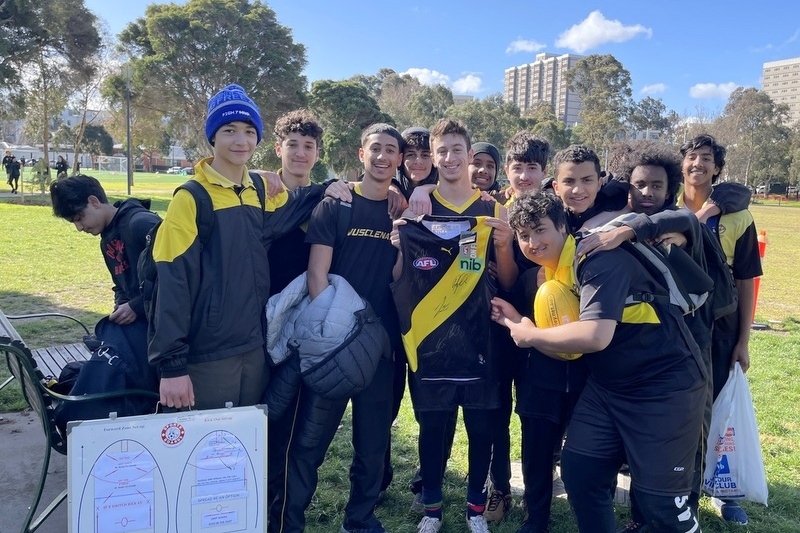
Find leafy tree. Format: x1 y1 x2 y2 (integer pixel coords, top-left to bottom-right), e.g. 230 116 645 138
446 94 529 152
69 25 115 174
113 0 307 157
308 79 391 176
377 72 424 130
11 0 100 164
787 126 800 187
627 96 671 135
716 87 791 185
523 101 572 151
566 54 632 153
407 85 454 128
349 68 396 101
81 124 114 157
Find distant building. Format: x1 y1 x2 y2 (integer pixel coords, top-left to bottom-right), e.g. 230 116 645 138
762 56 800 125
452 94 474 106
504 52 585 125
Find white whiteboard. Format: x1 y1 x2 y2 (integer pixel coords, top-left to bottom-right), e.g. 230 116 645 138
67 405 267 533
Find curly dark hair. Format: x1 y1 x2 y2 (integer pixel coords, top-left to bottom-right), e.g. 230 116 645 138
273 109 323 144
614 141 682 208
507 190 566 233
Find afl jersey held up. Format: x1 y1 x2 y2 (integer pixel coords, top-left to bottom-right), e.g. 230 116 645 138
392 215 495 381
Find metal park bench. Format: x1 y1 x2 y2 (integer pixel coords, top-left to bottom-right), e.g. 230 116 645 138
0 310 159 533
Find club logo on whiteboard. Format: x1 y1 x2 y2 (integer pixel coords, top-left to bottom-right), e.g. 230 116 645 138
161 422 185 446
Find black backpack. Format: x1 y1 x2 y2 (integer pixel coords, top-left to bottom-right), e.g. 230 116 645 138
137 174 266 323
699 223 739 320
53 318 159 433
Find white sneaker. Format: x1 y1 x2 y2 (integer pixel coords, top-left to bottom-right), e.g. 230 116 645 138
417 516 442 533
466 515 490 533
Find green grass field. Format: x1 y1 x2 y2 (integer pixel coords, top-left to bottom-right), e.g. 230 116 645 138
1 175 798 532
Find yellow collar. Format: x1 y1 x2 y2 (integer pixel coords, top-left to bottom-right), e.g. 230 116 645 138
543 234 577 288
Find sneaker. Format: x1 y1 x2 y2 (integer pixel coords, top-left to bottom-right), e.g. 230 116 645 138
721 502 749 525
409 491 424 513
466 514 490 533
417 516 442 533
484 489 512 522
616 520 647 533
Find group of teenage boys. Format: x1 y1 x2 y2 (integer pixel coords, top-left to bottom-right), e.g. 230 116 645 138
47 82 760 533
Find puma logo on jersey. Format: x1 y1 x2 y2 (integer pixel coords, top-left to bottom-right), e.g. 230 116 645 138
440 246 453 255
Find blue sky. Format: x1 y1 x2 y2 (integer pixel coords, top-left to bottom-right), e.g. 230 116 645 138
87 0 800 118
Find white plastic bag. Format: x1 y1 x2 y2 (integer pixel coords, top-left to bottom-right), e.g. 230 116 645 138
702 363 768 505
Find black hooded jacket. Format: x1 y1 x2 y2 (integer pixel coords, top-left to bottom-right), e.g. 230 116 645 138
100 199 161 318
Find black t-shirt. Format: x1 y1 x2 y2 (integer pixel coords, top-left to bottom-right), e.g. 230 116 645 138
268 224 310 296
511 268 589 397
305 189 399 343
578 247 702 391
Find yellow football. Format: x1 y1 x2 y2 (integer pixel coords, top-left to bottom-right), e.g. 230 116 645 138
533 279 582 360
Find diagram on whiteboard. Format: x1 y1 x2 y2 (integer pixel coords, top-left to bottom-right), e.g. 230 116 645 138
68 405 267 533
177 430 260 531
76 439 166 532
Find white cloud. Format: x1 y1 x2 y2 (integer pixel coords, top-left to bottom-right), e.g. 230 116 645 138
555 10 652 53
452 74 483 94
641 83 667 95
506 39 546 54
401 68 450 86
689 82 739 99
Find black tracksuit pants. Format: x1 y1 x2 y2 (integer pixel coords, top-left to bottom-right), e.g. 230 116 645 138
268 358 394 533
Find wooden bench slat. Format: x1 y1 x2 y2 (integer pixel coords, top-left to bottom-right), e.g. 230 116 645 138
32 343 92 378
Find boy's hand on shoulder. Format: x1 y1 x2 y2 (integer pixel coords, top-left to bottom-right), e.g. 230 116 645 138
478 190 496 203
109 302 137 325
387 185 408 219
160 375 195 409
408 185 433 216
654 232 687 248
251 170 284 197
324 179 354 202
577 225 634 257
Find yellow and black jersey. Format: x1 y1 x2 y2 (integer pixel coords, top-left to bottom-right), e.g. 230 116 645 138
430 188 500 217
392 215 495 381
577 246 702 390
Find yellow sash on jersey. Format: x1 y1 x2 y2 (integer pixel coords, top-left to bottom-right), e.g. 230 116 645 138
403 217 493 372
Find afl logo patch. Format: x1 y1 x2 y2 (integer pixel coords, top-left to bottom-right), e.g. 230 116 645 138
413 257 439 270
161 422 185 446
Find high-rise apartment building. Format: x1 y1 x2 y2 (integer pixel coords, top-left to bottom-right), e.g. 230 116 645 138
504 52 584 125
762 57 800 125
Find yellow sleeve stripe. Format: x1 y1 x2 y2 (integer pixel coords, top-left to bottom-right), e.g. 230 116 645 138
153 189 198 262
621 302 660 324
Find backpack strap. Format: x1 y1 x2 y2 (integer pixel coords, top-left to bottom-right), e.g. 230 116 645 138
175 180 215 246
248 171 267 211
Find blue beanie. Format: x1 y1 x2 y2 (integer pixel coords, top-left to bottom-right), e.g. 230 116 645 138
205 84 263 145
